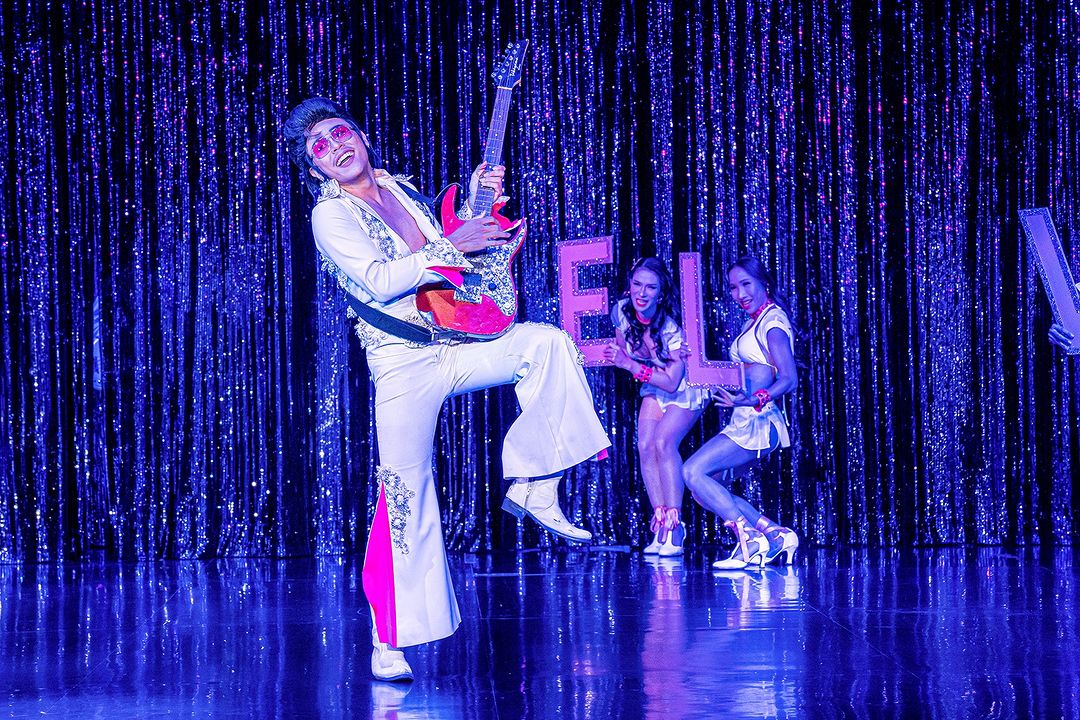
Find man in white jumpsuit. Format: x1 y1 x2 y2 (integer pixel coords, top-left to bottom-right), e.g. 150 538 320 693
284 98 611 682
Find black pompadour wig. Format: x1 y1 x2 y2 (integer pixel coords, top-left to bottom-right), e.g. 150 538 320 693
282 96 383 198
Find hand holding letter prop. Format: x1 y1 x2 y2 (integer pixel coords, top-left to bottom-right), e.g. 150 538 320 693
1019 208 1080 355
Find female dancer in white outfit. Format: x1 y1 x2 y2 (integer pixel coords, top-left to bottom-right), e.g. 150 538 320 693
603 258 708 556
284 98 610 681
682 257 800 569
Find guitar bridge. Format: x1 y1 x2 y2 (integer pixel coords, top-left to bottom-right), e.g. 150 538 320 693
453 272 484 304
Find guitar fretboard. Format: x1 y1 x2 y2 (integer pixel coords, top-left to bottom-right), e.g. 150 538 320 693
472 86 514 217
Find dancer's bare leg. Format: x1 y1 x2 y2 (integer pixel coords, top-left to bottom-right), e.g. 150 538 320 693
636 398 666 510
682 434 762 521
650 405 702 507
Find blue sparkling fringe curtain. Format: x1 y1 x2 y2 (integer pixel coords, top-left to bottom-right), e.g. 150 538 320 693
1 0 1077 560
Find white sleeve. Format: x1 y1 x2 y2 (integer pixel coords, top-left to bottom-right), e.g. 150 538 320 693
610 300 629 333
311 200 455 303
759 310 794 349
660 318 685 352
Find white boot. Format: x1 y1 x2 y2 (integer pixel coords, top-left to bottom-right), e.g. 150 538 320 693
371 626 413 682
502 476 592 543
503 478 530 518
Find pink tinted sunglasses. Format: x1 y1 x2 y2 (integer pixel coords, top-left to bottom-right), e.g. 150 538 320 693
309 124 354 159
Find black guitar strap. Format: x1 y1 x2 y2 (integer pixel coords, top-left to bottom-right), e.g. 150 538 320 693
343 292 468 345
397 182 436 209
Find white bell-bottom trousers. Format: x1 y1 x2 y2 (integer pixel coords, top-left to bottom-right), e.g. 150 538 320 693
361 322 610 648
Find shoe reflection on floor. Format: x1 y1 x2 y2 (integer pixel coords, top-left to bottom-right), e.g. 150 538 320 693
642 557 689 720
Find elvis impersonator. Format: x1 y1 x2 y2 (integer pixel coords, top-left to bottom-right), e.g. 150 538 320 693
284 98 611 682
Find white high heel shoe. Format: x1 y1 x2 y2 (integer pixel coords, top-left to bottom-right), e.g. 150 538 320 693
763 526 799 565
642 506 666 554
658 522 686 557
657 508 685 557
712 517 767 570
642 530 663 554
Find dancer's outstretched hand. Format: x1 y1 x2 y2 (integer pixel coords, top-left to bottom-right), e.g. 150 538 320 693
712 387 752 407
1049 323 1075 351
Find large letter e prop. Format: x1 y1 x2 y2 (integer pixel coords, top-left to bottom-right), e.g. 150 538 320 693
556 236 614 366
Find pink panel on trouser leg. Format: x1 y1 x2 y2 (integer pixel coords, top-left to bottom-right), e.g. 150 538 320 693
362 484 398 647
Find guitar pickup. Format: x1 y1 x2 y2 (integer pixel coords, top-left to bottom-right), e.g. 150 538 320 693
453 272 484 304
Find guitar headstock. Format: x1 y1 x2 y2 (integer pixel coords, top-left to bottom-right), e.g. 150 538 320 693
492 40 529 90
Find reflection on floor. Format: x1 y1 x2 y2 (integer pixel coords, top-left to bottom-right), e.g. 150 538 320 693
1 547 1077 718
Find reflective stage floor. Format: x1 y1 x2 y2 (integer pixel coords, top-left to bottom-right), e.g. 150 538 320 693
1 547 1077 719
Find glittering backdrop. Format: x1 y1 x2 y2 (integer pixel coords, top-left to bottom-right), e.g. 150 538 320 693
1 0 1077 560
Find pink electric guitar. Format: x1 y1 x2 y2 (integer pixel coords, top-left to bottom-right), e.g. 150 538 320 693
416 40 529 339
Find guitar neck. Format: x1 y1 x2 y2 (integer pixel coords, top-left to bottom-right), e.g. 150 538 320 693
472 86 514 217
